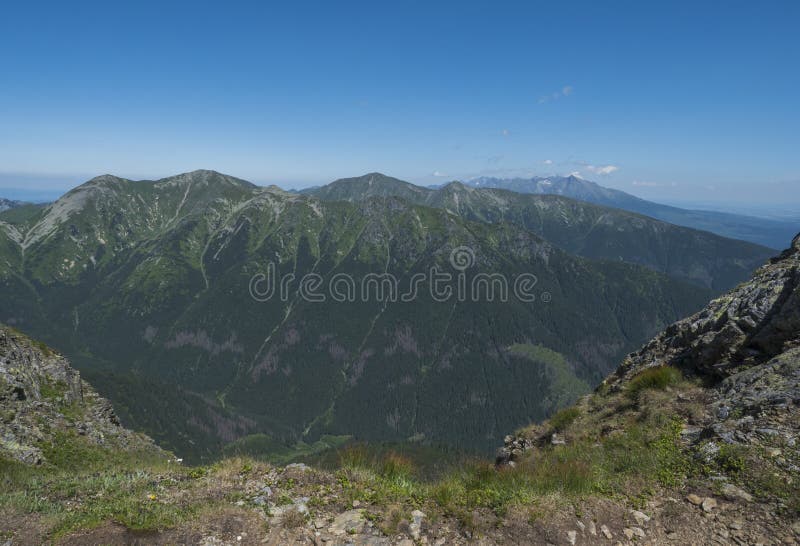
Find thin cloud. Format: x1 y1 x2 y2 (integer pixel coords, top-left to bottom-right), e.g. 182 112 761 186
486 155 504 165
538 85 574 104
585 164 619 176
542 159 553 165
432 171 448 177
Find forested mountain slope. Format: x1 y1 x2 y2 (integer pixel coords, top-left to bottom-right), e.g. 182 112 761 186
0 170 712 460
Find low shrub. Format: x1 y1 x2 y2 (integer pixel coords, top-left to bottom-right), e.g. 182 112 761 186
380 451 415 480
549 406 581 432
627 366 682 399
280 507 308 529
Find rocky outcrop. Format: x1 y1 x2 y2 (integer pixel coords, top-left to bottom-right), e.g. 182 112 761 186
613 232 800 383
0 324 160 464
605 233 800 451
500 233 800 466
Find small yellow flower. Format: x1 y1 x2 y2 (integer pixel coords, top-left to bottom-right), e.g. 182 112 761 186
148 494 157 501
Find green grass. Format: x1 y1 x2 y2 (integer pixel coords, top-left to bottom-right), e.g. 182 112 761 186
321 409 689 519
38 378 68 400
548 406 581 431
627 366 682 399
0 432 202 538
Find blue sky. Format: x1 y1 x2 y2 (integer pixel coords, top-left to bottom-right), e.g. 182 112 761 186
1 0 798 206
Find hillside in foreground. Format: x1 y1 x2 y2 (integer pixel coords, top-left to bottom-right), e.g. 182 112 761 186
2 235 798 543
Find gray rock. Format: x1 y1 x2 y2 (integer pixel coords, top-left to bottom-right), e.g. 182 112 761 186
702 497 718 512
409 510 425 540
631 510 651 525
328 510 365 536
721 484 753 503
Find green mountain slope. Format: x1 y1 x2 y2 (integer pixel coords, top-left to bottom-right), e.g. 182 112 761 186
0 171 714 460
306 173 774 291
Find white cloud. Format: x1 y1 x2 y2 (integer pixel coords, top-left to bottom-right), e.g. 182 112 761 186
432 171 448 177
543 159 553 165
585 164 619 176
538 85 574 104
569 171 583 178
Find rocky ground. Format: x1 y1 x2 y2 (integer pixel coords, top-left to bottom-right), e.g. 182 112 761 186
5 454 800 546
5 454 796 545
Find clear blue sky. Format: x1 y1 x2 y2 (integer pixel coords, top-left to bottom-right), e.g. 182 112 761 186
1 0 798 206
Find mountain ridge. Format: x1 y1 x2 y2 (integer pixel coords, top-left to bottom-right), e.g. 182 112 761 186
458 175 798 249
306 172 774 291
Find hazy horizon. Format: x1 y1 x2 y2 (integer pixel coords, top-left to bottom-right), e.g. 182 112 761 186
2 170 799 224
2 1 798 210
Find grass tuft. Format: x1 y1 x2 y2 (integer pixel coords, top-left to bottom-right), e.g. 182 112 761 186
627 366 682 399
548 406 581 431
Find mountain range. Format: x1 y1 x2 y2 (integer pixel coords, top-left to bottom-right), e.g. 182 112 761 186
0 169 736 461
0 197 25 213
305 173 773 291
455 175 798 250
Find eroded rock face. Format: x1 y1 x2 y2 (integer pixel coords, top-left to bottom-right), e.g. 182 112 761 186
0 324 159 464
606 233 800 456
614 233 800 383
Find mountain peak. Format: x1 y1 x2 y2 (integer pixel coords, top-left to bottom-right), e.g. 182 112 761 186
157 170 257 189
441 180 471 191
352 172 409 186
309 173 426 202
85 174 128 186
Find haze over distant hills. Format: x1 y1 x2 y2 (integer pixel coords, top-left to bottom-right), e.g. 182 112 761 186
452 175 798 250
